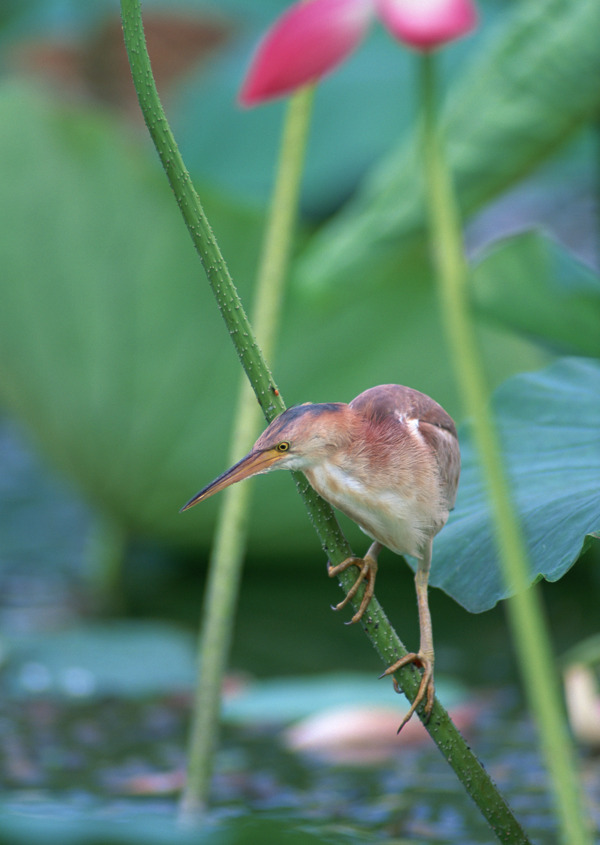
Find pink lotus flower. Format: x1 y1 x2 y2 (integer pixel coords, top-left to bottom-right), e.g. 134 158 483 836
239 0 478 107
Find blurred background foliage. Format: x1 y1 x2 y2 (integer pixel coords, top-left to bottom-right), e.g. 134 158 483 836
1 0 597 570
0 0 599 840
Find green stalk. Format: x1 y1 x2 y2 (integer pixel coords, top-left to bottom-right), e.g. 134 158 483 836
420 52 591 845
120 2 533 839
120 6 282 414
85 515 128 612
180 88 314 818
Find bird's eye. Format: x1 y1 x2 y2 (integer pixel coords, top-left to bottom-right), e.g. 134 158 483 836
276 441 290 453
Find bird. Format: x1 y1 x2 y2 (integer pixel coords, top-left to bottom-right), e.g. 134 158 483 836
181 384 460 729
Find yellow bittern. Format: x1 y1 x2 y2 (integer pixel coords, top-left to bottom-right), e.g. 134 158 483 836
181 384 460 728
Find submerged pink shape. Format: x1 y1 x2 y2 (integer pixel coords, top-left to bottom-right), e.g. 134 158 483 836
239 0 374 107
376 0 478 50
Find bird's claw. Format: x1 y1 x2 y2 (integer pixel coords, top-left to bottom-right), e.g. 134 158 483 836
328 554 377 625
380 652 435 732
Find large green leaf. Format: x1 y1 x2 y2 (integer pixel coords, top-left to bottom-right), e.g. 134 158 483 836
472 230 600 358
0 82 262 548
0 82 547 556
296 0 600 292
430 358 600 613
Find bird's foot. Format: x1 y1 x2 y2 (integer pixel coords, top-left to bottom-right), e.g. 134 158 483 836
380 651 435 732
328 553 378 625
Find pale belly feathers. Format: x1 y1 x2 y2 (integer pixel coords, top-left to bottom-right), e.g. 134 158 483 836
304 460 445 559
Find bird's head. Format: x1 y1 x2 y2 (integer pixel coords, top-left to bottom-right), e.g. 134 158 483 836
180 402 350 512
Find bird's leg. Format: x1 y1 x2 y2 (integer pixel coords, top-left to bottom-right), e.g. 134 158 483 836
328 541 381 625
380 540 435 731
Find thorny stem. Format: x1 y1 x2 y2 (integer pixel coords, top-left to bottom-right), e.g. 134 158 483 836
121 2 532 840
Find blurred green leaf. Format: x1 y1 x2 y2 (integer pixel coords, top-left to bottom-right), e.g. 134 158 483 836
297 0 600 292
0 80 262 549
561 633 600 669
222 672 464 724
0 811 341 845
431 358 600 613
6 622 195 698
11 628 470 717
472 231 600 358
0 815 196 845
0 82 548 557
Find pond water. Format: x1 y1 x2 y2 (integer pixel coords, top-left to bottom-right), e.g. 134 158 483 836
1 680 599 844
1 418 599 844
0 682 596 844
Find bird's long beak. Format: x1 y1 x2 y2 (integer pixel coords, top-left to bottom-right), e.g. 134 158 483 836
180 448 282 512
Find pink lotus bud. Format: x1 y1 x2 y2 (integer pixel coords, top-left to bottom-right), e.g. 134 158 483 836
238 0 478 106
239 0 374 107
376 0 478 50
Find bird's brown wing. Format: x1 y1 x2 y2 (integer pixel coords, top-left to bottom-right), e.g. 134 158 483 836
350 384 460 509
349 384 454 434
